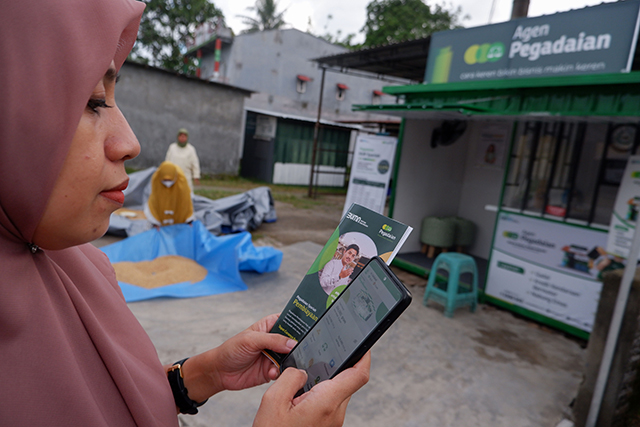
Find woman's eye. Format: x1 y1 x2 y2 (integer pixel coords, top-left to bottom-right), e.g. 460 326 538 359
86 98 112 114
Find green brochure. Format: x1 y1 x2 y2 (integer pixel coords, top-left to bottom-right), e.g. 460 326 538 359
264 203 413 366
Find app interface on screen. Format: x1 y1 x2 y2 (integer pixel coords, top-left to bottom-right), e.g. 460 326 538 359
290 261 403 392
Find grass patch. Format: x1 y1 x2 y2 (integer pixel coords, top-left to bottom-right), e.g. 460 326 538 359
196 187 334 210
200 174 346 194
195 188 242 200
199 174 264 190
197 173 346 210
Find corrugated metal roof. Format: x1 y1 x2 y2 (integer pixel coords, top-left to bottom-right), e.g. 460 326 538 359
354 72 640 120
313 37 431 82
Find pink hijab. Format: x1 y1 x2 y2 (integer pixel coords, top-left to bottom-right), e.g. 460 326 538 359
0 1 178 425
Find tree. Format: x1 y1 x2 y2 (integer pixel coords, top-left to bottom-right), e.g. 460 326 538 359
238 0 287 33
130 0 224 74
361 0 464 47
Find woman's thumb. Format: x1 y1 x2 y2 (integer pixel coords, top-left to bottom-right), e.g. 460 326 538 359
267 367 307 400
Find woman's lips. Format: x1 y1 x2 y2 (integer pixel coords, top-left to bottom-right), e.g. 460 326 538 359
101 181 128 205
100 190 125 205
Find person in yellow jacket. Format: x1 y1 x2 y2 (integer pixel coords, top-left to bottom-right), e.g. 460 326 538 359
144 161 195 226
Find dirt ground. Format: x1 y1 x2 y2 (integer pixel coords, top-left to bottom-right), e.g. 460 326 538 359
250 196 345 248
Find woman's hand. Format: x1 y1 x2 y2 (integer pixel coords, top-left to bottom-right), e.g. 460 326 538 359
176 314 296 403
252 352 371 427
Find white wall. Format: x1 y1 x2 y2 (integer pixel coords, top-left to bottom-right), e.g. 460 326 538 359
272 163 345 186
392 120 469 253
393 119 510 259
458 121 512 258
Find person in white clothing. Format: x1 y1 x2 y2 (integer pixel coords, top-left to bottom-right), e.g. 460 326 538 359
165 128 201 191
319 244 360 295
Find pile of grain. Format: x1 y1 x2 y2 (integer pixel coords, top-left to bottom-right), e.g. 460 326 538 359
113 255 208 289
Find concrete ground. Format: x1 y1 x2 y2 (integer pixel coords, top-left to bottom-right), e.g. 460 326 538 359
119 240 586 427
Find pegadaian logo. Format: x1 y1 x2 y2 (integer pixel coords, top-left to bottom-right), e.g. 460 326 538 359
379 226 397 240
503 231 518 239
464 42 505 65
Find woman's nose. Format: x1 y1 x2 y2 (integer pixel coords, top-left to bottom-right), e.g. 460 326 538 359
104 105 141 162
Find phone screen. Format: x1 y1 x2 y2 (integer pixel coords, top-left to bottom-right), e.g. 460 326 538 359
282 258 406 393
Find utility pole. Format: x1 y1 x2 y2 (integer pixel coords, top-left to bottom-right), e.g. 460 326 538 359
308 67 326 198
510 0 530 19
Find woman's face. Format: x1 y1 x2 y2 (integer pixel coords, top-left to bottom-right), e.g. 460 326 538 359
32 62 140 250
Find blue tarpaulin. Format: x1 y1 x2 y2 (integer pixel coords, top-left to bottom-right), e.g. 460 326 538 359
101 221 282 302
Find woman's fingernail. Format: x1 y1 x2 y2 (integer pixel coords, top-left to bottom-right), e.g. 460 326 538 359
286 339 297 349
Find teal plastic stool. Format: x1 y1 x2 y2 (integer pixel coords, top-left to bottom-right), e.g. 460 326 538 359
423 252 478 317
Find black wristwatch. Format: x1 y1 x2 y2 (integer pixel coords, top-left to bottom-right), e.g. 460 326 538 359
167 358 208 415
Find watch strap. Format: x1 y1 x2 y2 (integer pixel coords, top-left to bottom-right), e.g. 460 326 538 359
167 358 208 415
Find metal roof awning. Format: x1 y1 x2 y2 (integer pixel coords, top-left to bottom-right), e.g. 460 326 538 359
354 72 640 121
245 107 363 130
313 37 430 82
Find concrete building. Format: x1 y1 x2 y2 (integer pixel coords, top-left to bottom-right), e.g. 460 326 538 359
116 61 251 175
188 28 403 185
195 28 400 123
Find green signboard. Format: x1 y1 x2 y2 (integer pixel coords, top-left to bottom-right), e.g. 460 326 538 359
425 0 640 84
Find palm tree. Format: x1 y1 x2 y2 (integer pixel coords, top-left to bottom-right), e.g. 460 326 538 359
238 0 287 33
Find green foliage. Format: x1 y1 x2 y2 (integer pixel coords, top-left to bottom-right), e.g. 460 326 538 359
238 0 287 33
362 0 464 47
130 0 224 74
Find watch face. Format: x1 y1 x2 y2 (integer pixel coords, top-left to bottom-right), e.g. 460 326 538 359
611 125 637 153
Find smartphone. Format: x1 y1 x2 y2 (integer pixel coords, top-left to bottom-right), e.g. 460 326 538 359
279 256 412 394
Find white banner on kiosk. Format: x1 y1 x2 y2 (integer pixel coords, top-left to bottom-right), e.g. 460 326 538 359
485 212 607 332
342 134 398 217
606 155 640 259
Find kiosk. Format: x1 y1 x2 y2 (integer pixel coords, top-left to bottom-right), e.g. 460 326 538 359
354 0 640 340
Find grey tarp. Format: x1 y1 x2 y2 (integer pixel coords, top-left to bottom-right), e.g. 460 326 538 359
108 167 277 237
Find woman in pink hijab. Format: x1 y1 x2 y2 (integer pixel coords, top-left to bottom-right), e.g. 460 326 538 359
0 1 369 426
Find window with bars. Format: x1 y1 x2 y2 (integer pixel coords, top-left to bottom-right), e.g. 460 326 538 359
501 121 640 227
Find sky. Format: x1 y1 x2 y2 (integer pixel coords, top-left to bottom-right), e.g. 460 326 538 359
216 0 618 43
